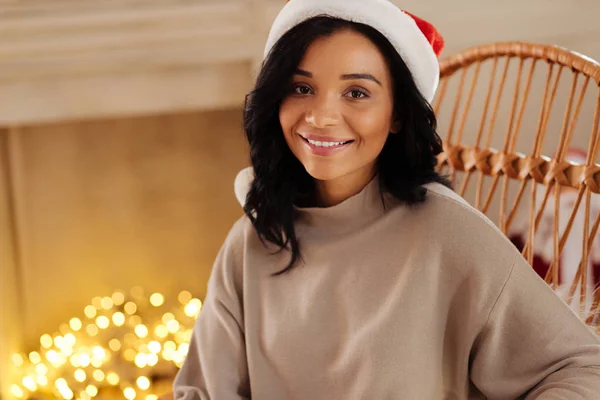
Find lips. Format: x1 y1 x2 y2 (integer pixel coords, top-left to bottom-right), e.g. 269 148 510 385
297 132 354 156
299 133 354 144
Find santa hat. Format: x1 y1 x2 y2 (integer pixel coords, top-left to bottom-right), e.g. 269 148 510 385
235 0 444 206
265 0 444 102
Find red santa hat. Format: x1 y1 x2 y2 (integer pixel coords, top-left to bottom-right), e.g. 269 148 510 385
264 0 444 102
235 1 445 206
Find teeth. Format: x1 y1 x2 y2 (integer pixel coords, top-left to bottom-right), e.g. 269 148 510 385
306 138 347 147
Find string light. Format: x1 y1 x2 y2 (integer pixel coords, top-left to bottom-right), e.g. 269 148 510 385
112 291 125 306
29 351 41 364
96 316 110 329
84 305 97 319
106 372 120 385
70 318 83 331
93 369 105 382
40 334 53 349
108 338 122 352
178 291 192 305
124 387 137 400
124 302 137 315
113 311 126 326
74 369 86 382
11 384 24 398
137 376 151 390
86 384 98 397
101 296 114 310
10 289 199 399
149 293 165 307
135 324 149 339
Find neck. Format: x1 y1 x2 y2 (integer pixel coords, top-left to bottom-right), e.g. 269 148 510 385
314 167 377 207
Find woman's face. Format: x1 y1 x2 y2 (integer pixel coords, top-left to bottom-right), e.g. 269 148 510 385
279 28 397 184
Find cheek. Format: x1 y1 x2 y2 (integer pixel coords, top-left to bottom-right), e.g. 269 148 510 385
279 99 300 136
349 106 393 144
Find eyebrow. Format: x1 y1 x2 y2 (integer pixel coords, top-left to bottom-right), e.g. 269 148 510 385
295 69 382 86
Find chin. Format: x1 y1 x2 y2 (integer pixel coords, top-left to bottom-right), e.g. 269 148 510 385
302 163 345 182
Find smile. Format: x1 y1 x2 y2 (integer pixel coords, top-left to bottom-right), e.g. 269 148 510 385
298 133 354 155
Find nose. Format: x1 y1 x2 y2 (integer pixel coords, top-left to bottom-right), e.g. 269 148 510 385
304 95 340 128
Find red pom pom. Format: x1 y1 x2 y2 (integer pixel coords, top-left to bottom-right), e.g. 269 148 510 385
402 11 445 58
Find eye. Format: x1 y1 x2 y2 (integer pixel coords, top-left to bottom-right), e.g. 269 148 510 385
292 84 312 95
346 89 369 99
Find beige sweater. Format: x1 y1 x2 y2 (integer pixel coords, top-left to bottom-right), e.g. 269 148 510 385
173 177 600 399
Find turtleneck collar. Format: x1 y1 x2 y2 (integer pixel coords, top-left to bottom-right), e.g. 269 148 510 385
294 175 391 235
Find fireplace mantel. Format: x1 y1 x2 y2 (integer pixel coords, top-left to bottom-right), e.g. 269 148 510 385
0 0 279 126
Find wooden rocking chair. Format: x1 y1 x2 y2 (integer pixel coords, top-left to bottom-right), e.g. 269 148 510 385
434 42 600 330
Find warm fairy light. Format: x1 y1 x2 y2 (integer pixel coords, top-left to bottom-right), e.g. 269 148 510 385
134 353 147 368
29 351 41 364
92 297 102 309
184 299 202 317
162 313 175 324
69 354 79 367
149 293 165 307
86 324 99 337
74 369 86 382
101 296 114 309
46 350 60 363
64 333 76 347
124 387 137 400
166 319 180 334
69 317 83 331
96 316 110 329
112 311 126 326
13 353 24 367
85 384 98 397
178 291 192 305
12 289 201 399
146 353 159 366
148 341 161 354
93 369 105 382
36 363 48 375
84 305 97 319
11 384 24 398
178 343 190 355
78 353 91 368
106 372 120 385
37 375 48 386
135 324 149 338
22 376 36 391
124 302 137 315
91 357 103 368
154 325 168 338
40 334 53 348
92 346 106 360
54 336 65 349
109 338 121 352
136 376 150 390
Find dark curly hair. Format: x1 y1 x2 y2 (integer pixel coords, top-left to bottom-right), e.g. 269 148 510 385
243 16 451 275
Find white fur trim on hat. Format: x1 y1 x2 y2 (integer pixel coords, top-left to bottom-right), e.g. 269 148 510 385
234 166 254 207
264 0 440 103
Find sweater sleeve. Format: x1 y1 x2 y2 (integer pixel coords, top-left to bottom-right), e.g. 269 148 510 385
173 223 250 400
469 253 600 399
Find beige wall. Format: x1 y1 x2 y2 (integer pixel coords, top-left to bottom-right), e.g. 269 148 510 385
3 110 248 353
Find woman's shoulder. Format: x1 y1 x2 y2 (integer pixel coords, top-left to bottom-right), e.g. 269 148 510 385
406 182 520 275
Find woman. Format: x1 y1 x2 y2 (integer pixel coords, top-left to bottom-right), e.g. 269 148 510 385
174 0 600 398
